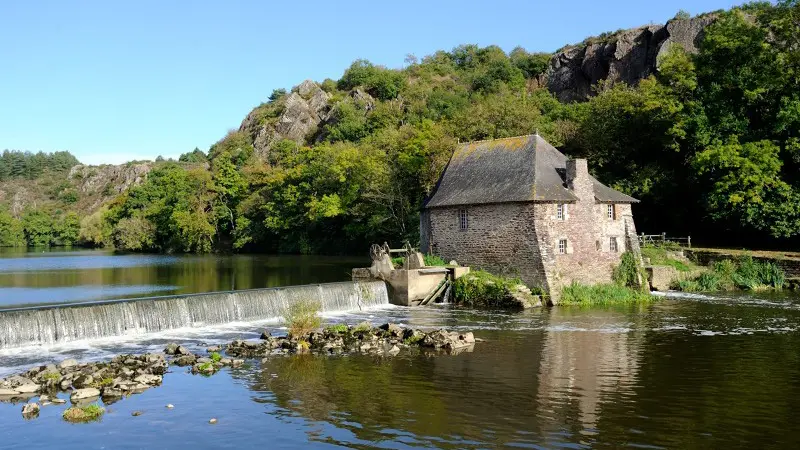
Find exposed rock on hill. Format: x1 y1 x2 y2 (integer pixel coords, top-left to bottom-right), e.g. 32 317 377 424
69 162 153 209
545 16 715 102
239 79 331 159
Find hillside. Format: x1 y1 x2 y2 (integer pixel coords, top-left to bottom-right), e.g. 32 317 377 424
1 1 798 252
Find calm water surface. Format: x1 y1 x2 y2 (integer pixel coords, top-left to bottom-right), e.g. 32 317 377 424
0 248 364 308
0 251 799 448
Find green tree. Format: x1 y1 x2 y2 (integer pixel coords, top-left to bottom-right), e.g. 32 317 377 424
0 209 25 247
21 210 53 247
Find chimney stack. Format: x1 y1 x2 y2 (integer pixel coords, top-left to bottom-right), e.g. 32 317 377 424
566 159 592 200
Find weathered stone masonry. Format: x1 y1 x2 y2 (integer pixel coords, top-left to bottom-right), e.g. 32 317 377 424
421 135 640 303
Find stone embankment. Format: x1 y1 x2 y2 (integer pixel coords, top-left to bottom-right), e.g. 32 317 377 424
0 323 477 420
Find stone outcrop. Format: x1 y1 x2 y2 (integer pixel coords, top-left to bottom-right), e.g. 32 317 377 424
545 16 716 102
239 79 331 159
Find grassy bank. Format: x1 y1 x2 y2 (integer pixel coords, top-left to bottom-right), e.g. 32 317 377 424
641 245 697 272
560 282 654 306
674 256 785 292
452 270 543 309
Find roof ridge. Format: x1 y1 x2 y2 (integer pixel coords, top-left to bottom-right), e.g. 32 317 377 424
459 134 537 146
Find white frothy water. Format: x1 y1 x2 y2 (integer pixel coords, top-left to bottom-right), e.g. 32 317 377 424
0 281 389 349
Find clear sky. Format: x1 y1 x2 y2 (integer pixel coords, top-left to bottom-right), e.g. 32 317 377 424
1 0 745 165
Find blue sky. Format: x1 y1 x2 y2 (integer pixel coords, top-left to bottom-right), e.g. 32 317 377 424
1 0 744 165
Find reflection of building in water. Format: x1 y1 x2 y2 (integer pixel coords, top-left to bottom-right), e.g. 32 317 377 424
537 308 643 431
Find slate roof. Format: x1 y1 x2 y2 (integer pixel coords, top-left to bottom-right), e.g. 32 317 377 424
424 134 638 208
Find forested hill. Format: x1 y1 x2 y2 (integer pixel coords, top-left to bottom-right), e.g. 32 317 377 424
2 1 799 253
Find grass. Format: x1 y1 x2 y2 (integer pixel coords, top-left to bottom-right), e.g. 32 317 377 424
403 335 423 345
197 362 214 373
391 256 404 268
62 404 105 423
89 377 114 389
423 254 448 267
560 282 654 306
673 256 785 292
283 299 322 338
324 324 349 334
42 371 61 381
352 322 372 334
641 246 694 272
210 352 222 363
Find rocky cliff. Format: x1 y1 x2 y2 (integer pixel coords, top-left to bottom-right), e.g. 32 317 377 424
545 15 715 102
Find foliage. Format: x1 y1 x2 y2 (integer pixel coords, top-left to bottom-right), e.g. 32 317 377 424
559 282 654 306
641 246 693 272
324 324 349 334
352 322 372 333
612 251 644 288
423 254 447 266
283 299 322 337
675 255 786 291
452 270 532 309
0 150 79 181
0 209 25 247
62 405 105 423
210 352 222 363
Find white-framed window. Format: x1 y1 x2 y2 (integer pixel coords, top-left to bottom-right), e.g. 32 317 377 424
459 209 468 231
607 204 615 220
556 204 567 220
610 236 618 253
558 239 568 254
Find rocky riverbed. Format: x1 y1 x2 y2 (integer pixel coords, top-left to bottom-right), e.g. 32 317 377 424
0 323 477 420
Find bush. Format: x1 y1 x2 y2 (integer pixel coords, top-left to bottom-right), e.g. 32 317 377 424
63 405 105 423
560 282 654 306
612 251 643 288
283 299 322 337
424 254 447 266
324 324 348 334
641 246 693 272
675 255 786 292
453 270 537 309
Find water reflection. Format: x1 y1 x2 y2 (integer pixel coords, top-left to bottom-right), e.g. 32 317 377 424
0 251 365 308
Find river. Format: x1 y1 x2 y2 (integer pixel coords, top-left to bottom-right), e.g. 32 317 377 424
0 250 799 448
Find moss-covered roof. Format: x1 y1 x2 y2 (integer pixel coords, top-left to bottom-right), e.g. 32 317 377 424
424 134 638 208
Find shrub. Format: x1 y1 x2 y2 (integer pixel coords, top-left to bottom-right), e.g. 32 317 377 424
424 254 448 266
62 405 105 423
352 322 372 334
452 270 533 308
560 282 654 306
612 251 643 288
283 299 322 337
675 255 785 292
641 246 693 272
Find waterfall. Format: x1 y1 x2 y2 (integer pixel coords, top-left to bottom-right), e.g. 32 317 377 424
0 281 388 349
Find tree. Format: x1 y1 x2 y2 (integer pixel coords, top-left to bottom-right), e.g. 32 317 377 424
21 210 53 247
0 209 25 247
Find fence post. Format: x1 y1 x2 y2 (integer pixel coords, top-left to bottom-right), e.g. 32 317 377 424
662 232 666 243
687 236 692 249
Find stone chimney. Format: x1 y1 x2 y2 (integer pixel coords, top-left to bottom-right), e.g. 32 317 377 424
566 159 593 201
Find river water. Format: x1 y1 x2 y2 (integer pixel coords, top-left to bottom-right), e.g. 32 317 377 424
1 251 799 448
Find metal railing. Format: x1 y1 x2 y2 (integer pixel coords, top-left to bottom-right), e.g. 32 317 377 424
639 233 692 248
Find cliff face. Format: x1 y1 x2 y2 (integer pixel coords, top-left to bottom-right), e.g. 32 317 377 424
545 16 715 102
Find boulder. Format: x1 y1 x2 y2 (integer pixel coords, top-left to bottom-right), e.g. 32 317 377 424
15 384 40 394
173 355 197 366
175 346 191 356
70 388 101 402
21 402 40 419
58 359 79 370
133 374 162 386
0 388 20 396
379 323 404 338
164 343 179 355
72 374 94 389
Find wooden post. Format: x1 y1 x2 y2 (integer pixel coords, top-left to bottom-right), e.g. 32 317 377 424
687 236 692 248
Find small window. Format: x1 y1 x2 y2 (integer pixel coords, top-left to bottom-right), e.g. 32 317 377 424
558 239 568 254
610 236 618 253
607 204 615 220
557 204 567 220
459 209 468 231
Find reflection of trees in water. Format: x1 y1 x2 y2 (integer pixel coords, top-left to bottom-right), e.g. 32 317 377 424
0 254 362 294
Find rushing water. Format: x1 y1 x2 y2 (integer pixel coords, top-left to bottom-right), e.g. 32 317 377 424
1 251 800 448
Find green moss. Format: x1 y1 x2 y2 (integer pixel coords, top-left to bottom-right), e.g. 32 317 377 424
42 371 61 381
560 282 655 306
403 335 423 345
210 352 222 363
63 404 105 423
324 324 349 334
90 377 114 389
352 322 372 334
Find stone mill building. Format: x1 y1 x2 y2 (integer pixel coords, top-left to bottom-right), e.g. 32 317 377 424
420 134 641 302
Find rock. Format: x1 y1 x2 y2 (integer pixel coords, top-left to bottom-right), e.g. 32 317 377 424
461 332 476 344
70 388 101 401
387 345 401 356
16 384 40 394
209 418 218 424
134 374 162 386
58 359 79 370
21 402 40 419
72 374 94 389
5 375 34 387
379 323 404 338
101 387 123 398
132 410 143 417
164 343 179 355
59 378 72 390
38 394 50 403
166 404 174 409
449 260 459 266
196 357 212 364
175 346 191 356
545 16 716 102
173 355 197 366
231 359 244 368
51 398 66 404
0 388 20 395
206 346 221 353
259 331 272 340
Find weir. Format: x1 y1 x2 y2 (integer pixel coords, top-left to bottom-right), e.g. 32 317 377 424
0 281 389 349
